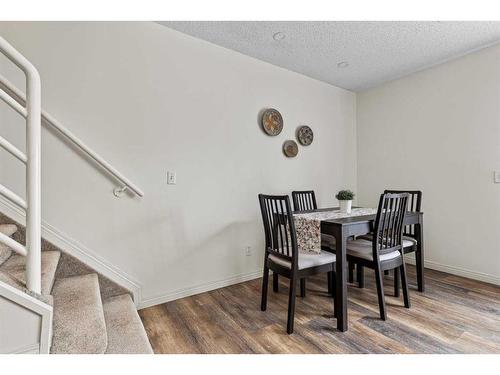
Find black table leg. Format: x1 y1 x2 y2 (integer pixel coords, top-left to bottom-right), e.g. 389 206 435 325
334 228 348 331
357 265 364 288
416 219 425 292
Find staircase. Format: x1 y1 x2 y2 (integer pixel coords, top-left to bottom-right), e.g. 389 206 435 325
0 222 152 354
0 35 151 354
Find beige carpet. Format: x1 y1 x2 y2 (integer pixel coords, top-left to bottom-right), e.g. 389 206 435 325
1 215 153 354
103 294 153 354
1 251 60 295
51 273 107 354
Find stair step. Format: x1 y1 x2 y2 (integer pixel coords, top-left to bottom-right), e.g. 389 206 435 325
0 224 17 265
103 294 153 354
0 250 60 295
0 224 18 236
51 273 107 354
0 271 54 306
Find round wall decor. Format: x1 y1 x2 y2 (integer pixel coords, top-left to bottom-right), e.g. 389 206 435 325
297 125 314 146
261 108 283 136
283 140 299 158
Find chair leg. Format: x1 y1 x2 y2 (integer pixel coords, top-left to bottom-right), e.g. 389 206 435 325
327 271 332 294
374 266 387 320
394 267 400 297
357 265 365 288
328 271 335 297
300 278 306 298
287 277 297 334
328 270 337 318
273 272 279 292
261 266 269 311
400 263 411 308
331 271 336 298
331 271 337 318
348 261 354 283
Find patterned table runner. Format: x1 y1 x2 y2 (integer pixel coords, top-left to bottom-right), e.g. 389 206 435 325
293 208 377 254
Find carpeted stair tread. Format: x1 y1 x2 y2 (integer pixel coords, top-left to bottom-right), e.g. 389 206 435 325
51 273 107 354
0 224 18 265
103 294 153 354
0 270 24 290
0 224 17 237
0 250 60 295
0 270 54 305
0 243 12 265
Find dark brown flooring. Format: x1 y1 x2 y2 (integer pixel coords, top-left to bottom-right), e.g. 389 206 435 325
139 265 500 353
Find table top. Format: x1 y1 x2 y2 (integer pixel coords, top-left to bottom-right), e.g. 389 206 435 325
294 207 422 226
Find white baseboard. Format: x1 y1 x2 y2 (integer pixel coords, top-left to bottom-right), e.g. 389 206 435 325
405 255 500 286
138 255 500 309
140 256 500 309
0 196 142 305
138 269 263 309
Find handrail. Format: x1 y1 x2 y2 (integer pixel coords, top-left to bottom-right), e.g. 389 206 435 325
0 74 144 198
0 35 41 294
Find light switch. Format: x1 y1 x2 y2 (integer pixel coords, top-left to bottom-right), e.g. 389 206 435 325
167 171 177 185
495 171 500 184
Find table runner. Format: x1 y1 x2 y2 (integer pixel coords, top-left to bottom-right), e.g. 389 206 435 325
293 208 377 254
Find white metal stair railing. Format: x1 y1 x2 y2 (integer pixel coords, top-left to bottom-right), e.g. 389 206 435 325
0 36 41 294
0 35 145 294
0 74 145 198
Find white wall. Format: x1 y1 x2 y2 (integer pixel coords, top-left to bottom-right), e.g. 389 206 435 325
0 22 357 306
357 44 500 285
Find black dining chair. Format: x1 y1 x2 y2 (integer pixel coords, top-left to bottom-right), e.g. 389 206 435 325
289 190 337 297
384 190 422 256
357 190 422 292
346 192 411 320
258 194 336 334
292 190 317 210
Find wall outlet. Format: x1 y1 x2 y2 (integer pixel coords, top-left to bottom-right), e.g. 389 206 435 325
167 171 177 185
494 171 500 184
245 246 252 256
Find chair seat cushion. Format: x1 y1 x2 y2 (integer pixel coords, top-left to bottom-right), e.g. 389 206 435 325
269 250 336 270
346 239 402 262
357 234 415 249
403 236 417 247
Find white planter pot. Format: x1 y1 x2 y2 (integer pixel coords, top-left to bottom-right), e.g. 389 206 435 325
339 200 352 214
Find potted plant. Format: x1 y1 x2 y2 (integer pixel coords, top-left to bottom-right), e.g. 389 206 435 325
336 190 355 214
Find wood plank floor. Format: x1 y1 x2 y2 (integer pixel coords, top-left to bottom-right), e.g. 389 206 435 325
139 265 500 353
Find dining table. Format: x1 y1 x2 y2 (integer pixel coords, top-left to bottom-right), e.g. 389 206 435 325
293 207 424 332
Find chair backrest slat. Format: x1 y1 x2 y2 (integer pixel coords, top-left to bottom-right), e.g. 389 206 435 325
292 190 317 211
258 194 298 265
384 190 422 237
373 192 409 258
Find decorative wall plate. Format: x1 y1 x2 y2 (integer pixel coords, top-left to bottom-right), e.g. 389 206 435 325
283 140 299 158
261 108 283 136
297 125 314 146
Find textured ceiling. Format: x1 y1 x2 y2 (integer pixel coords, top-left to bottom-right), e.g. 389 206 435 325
158 21 500 91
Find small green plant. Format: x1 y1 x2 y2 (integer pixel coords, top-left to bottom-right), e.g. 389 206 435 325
336 190 355 201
